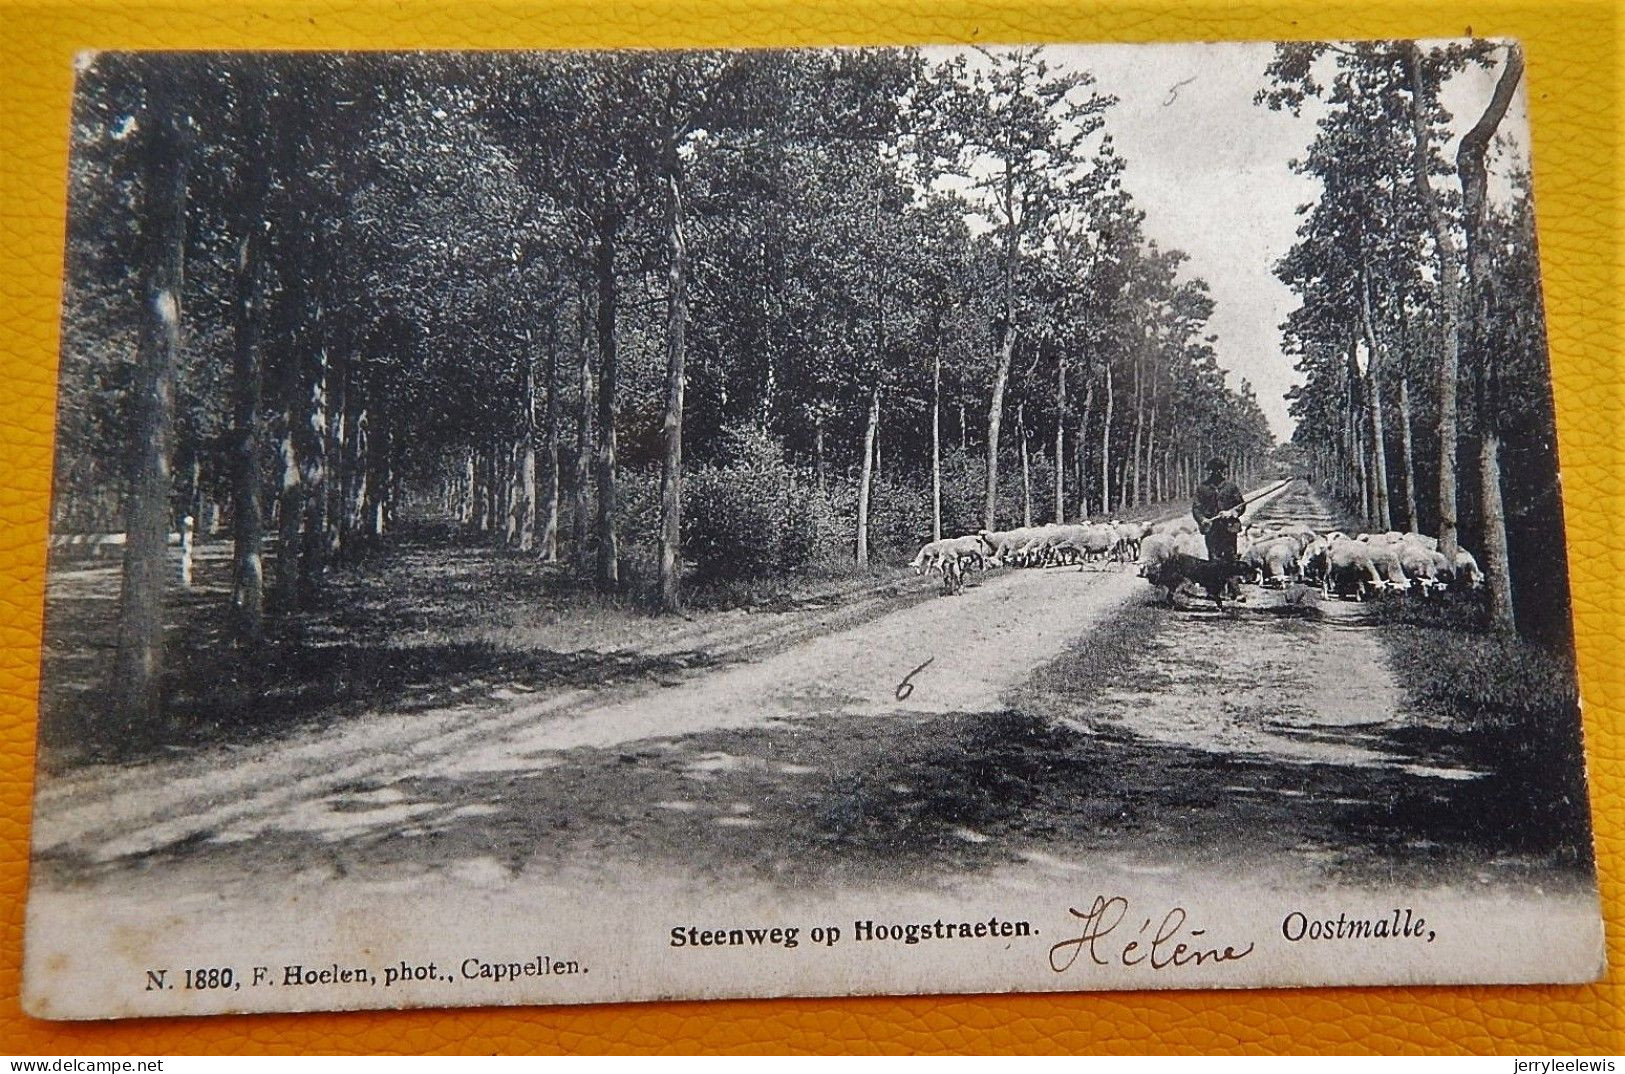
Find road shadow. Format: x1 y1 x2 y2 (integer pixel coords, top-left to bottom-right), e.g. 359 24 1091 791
35 697 1594 898
35 529 719 769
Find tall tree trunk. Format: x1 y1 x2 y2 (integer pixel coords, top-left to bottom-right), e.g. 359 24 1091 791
508 439 525 546
496 438 510 538
1077 375 1093 518
228 95 268 646
1018 402 1032 528
1366 373 1390 530
271 336 307 614
813 419 826 494
1054 358 1066 523
473 447 485 532
442 458 452 521
484 444 499 534
268 391 301 604
984 176 1023 532
478 446 490 532
363 410 387 543
295 294 329 607
855 386 880 567
1099 363 1114 515
594 206 620 590
387 414 400 531
1478 428 1516 628
1142 356 1159 505
984 322 1017 531
757 237 778 429
517 348 538 553
498 437 513 544
870 270 887 486
273 388 309 614
573 286 593 563
1129 346 1145 507
1348 341 1370 521
386 434 401 531
540 315 561 562
1340 403 1354 506
1397 336 1420 532
1358 431 1372 522
1358 272 1393 531
350 396 369 551
658 170 688 613
1334 366 1348 502
325 362 347 559
931 347 942 541
1404 42 1465 562
1458 45 1525 630
114 69 187 731
347 403 369 557
1143 397 1157 507
1385 164 1422 534
459 451 475 526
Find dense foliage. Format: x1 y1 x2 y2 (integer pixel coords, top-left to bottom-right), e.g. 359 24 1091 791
59 49 1272 614
1261 42 1562 637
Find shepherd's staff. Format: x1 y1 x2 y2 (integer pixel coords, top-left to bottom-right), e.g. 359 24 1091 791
1199 476 1303 527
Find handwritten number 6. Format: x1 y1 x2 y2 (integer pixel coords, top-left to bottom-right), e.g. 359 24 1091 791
895 657 934 701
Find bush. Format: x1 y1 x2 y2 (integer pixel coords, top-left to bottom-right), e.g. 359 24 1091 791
940 448 986 538
614 465 662 592
784 477 850 572
682 425 848 583
940 445 1049 535
626 427 1061 586
866 475 931 563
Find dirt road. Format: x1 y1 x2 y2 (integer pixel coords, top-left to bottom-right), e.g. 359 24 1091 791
30 478 1585 896
33 552 1143 861
30 487 1274 868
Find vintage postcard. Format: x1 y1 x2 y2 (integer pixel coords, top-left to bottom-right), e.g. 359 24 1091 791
24 40 1602 1019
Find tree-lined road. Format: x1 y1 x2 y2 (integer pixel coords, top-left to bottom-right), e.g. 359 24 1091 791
39 478 1438 893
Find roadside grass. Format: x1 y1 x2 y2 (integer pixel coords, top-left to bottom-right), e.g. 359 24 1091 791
37 524 926 770
1017 599 1173 711
1363 594 1595 871
1365 596 1578 729
678 561 910 612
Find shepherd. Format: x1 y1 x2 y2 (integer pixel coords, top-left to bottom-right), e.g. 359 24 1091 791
1193 457 1245 566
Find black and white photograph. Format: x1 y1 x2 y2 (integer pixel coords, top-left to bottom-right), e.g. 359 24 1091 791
24 39 1602 1019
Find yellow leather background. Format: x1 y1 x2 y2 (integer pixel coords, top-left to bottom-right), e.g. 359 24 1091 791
1 0 1619 1055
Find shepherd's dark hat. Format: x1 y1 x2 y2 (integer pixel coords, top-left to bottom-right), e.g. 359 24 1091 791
1206 457 1228 473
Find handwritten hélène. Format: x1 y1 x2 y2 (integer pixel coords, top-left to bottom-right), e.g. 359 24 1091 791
1048 895 1254 973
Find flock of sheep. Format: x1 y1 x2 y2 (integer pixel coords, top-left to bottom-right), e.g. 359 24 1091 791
908 519 1157 591
1191 524 1486 601
908 512 1485 603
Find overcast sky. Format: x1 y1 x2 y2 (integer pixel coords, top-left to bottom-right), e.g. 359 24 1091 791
924 42 1532 441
